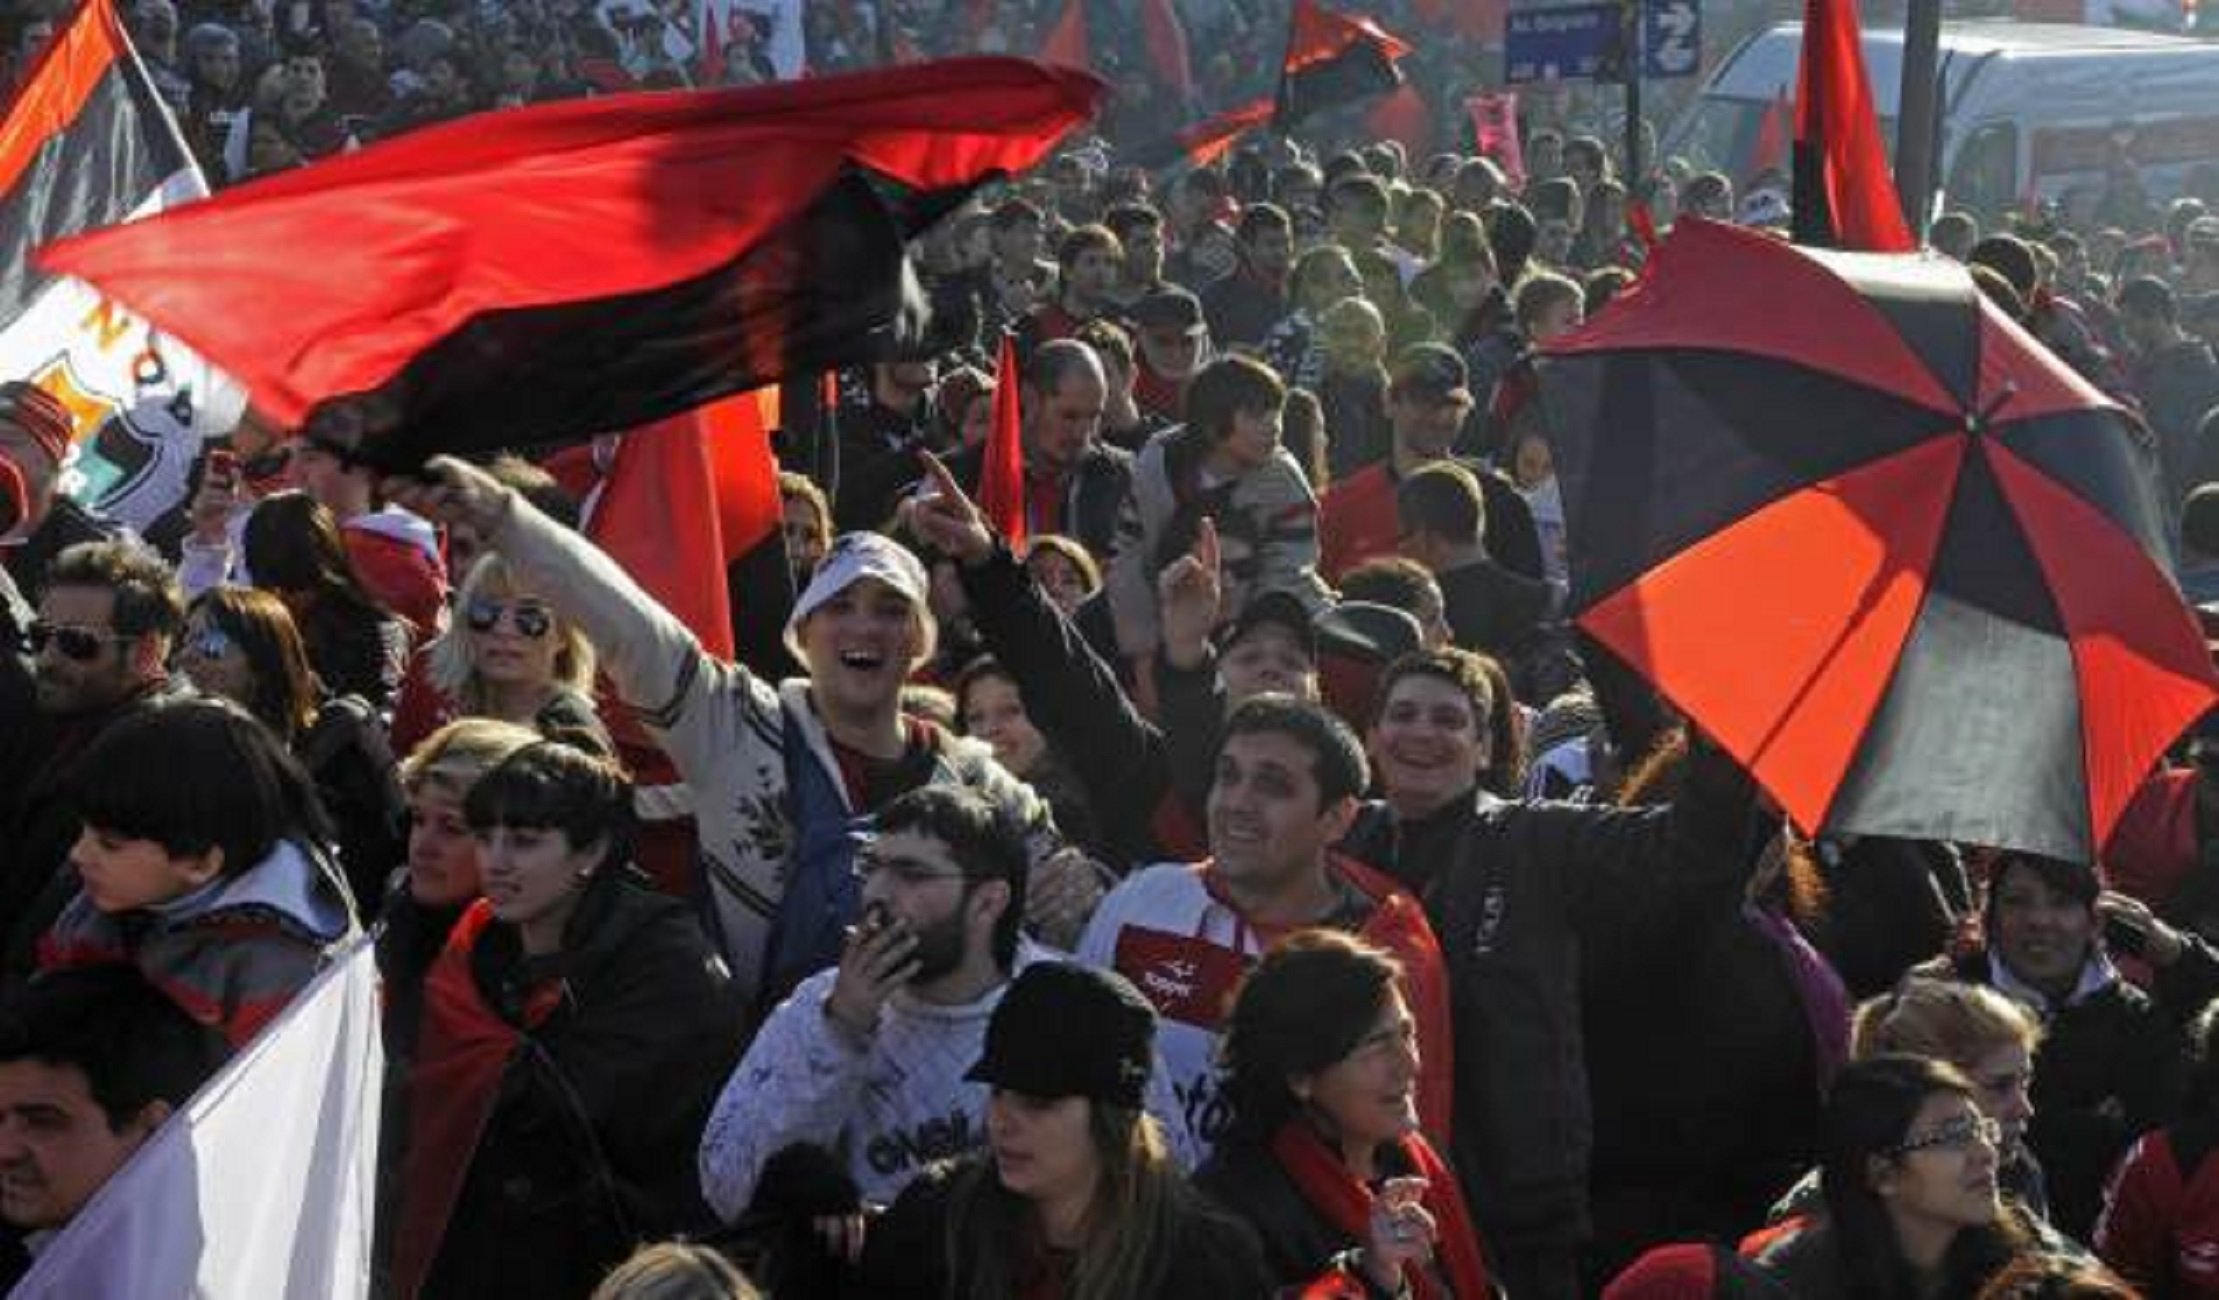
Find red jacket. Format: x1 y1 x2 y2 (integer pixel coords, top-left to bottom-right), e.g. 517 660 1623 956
2096 1126 2219 1298
1318 462 1399 582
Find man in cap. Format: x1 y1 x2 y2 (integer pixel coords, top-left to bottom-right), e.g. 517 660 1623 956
384 456 1102 1011
1129 287 1212 425
700 785 1194 1246
1076 694 1452 1159
1320 344 1544 584
0 383 111 604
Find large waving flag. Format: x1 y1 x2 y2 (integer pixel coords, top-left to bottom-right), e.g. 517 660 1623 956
10 938 383 1299
0 0 243 530
1274 0 1412 130
38 58 1103 473
1790 0 1914 251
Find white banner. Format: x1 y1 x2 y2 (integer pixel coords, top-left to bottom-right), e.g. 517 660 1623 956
9 938 384 1300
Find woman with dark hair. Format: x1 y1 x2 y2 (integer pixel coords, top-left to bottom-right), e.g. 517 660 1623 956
1754 1054 2039 1300
1198 931 1496 1300
242 490 408 711
38 698 358 1047
953 655 1103 858
852 962 1271 1300
385 741 746 1300
179 585 407 909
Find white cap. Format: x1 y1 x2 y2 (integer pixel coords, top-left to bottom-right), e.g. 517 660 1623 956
784 532 932 656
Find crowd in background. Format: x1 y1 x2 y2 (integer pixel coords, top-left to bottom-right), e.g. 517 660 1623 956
9 0 2219 1297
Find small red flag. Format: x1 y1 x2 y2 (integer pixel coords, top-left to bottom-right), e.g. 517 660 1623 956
980 333 1027 545
1040 0 1088 69
1790 0 1914 251
587 390 781 661
1465 91 1524 186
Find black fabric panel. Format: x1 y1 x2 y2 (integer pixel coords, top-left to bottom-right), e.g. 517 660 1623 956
1790 139 1836 249
1997 408 2173 569
317 170 922 473
1540 348 1946 609
1826 445 2091 860
1805 246 1982 411
1274 46 1400 129
0 58 191 322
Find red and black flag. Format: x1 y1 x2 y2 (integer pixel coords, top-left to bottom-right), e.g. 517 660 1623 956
0 0 243 530
1274 0 1413 131
1790 0 1914 251
37 58 1104 473
1127 96 1274 173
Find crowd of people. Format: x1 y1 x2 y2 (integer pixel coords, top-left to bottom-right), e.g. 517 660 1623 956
8 0 2219 1296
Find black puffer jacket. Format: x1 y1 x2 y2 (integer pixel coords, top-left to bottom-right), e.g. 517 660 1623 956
1371 739 1758 1256
408 872 747 1300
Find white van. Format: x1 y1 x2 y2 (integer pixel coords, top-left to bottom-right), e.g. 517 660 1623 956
1660 21 2219 219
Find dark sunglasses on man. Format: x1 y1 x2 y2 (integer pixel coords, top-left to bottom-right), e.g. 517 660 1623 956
26 620 132 661
464 596 553 639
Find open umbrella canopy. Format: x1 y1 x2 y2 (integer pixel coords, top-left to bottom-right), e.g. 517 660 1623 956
1536 217 2218 863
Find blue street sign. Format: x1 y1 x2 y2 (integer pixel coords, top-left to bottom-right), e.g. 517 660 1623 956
1644 0 1701 78
1504 2 1623 84
1505 0 1700 83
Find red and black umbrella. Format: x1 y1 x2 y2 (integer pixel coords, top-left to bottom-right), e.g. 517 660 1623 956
1536 217 2218 863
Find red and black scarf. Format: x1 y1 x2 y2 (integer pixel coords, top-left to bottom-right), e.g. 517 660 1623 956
1272 1121 1492 1300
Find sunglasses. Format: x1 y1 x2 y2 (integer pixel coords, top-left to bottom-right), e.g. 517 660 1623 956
1885 1114 2000 1159
464 596 553 639
27 620 132 661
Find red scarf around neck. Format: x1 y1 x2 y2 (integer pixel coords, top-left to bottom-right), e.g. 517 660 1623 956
1271 1120 1492 1300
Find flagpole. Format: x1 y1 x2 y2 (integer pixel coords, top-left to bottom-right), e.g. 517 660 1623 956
1895 0 1941 241
1622 0 1644 183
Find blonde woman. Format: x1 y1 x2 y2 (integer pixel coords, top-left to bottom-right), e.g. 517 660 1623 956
416 551 609 753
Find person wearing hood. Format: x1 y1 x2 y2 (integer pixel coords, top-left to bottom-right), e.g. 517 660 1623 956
35 698 358 1048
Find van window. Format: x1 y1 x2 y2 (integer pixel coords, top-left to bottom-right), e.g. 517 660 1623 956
1945 123 2017 220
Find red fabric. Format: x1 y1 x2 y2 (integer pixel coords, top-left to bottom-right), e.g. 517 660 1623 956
38 59 1105 431
1464 93 1523 186
1141 0 1194 102
587 390 781 661
1737 1215 1804 1259
1176 98 1275 169
981 333 1027 545
1283 0 1412 76
1582 439 1962 837
2095 1131 2219 1298
1364 84 1433 163
1337 854 1454 1144
0 0 132 201
1548 219 1954 415
1319 462 1398 581
1792 0 1913 251
1602 1243 1722 1299
1269 1120 1493 1300
1988 442 2219 859
1039 0 1088 68
392 903 561 1300
2105 768 2200 907
343 525 445 637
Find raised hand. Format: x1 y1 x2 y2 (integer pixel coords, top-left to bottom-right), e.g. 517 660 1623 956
379 455 516 538
1157 516 1221 670
900 450 995 568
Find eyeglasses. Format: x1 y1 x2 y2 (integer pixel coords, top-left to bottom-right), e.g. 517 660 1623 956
1886 1114 2001 1159
464 596 553 639
26 620 132 661
851 853 978 887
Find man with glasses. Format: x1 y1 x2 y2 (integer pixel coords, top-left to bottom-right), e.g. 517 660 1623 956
698 786 1190 1262
0 541 188 980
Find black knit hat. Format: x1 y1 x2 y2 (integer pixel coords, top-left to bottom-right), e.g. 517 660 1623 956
967 963 1157 1108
